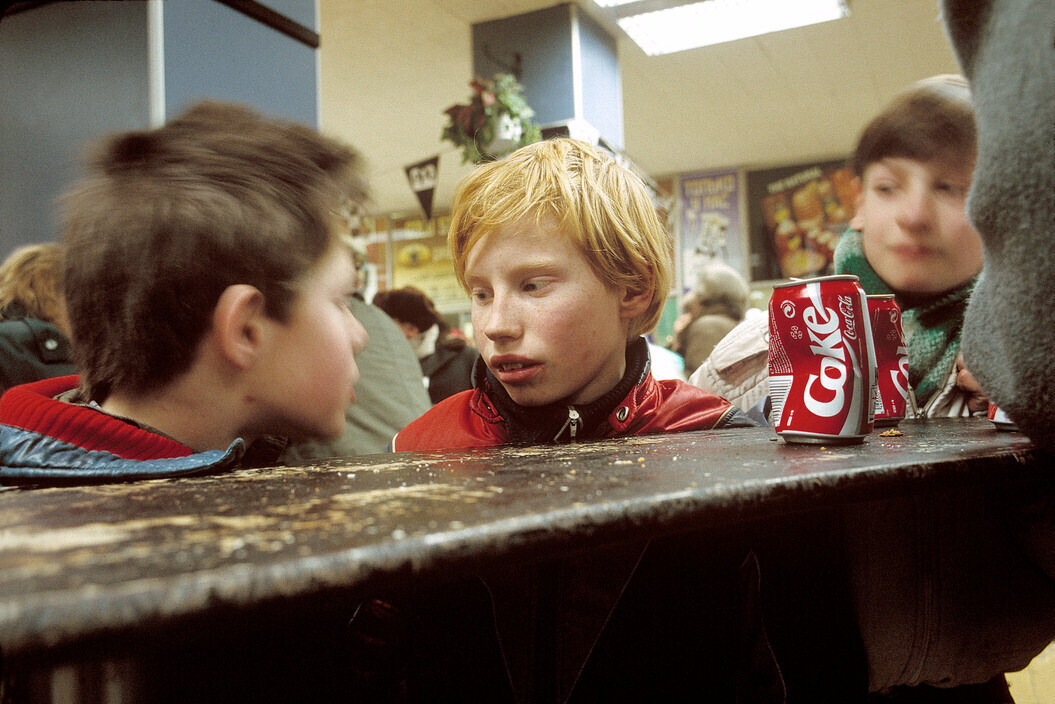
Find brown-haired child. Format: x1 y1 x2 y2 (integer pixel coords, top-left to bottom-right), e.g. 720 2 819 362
0 101 369 482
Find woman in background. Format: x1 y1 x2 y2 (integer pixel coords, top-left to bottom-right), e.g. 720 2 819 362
0 243 75 394
671 258 750 375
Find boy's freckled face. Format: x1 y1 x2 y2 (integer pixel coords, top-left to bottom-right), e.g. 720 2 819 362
260 245 368 440
465 215 632 407
855 157 983 293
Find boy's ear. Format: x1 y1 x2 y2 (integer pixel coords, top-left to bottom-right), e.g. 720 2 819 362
849 175 866 230
212 284 268 369
619 282 654 321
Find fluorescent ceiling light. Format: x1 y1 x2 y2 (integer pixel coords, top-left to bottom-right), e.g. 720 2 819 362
608 0 850 56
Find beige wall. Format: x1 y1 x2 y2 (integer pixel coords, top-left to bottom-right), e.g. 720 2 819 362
317 0 962 219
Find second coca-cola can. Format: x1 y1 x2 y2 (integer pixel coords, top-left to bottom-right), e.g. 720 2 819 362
768 275 877 444
867 295 909 427
987 402 1018 431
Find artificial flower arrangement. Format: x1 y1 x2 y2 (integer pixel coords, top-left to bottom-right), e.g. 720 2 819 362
441 73 542 164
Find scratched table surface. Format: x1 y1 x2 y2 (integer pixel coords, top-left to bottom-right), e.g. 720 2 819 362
0 418 1044 659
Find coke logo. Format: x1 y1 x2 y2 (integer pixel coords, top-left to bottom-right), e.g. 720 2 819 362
803 286 850 418
781 300 796 318
889 345 909 399
839 295 858 341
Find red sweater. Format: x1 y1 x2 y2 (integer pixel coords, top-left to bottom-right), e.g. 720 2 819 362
393 370 743 452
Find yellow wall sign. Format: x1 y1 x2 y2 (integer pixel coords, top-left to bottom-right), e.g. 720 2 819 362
389 215 468 313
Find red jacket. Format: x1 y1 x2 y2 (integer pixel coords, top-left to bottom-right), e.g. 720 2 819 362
393 361 751 452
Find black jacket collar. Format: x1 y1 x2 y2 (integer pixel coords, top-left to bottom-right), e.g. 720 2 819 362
476 337 651 445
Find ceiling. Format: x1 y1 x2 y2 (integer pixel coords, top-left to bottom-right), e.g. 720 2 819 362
318 0 963 217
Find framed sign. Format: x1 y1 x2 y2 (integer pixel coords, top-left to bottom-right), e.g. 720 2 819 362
389 215 467 313
746 160 856 281
680 169 744 288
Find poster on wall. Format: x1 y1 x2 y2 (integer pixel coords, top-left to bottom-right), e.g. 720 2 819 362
348 215 391 301
746 159 856 281
389 215 467 313
680 169 744 290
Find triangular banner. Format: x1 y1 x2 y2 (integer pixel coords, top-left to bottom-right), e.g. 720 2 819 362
405 155 440 220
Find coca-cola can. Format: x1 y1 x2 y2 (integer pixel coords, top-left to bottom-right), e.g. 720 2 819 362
768 275 877 444
987 402 1018 431
867 295 909 426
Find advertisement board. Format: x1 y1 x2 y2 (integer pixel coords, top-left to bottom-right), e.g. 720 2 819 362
679 169 744 288
746 160 856 281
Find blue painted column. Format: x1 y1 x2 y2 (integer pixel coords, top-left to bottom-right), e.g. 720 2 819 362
472 3 623 151
0 0 317 252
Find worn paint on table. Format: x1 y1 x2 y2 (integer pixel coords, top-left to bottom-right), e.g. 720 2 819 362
0 418 1044 656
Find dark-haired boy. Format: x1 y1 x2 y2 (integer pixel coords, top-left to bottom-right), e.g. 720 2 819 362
692 75 988 419
0 101 369 482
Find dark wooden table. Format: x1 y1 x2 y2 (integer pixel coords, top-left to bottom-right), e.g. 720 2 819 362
0 418 1048 701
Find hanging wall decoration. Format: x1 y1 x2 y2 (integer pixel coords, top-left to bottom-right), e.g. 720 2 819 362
440 73 542 164
405 155 440 220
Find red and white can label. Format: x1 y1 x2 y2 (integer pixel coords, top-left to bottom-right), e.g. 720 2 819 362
868 295 908 426
769 275 877 443
987 402 1018 431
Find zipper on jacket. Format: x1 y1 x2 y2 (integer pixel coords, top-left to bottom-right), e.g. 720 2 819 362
554 407 581 443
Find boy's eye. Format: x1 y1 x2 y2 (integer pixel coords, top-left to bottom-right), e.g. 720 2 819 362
935 182 968 197
522 279 551 293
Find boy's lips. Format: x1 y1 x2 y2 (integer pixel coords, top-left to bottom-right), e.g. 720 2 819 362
489 355 543 384
891 244 933 258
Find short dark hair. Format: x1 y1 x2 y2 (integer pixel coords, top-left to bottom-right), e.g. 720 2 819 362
62 100 366 401
852 75 976 177
373 287 439 332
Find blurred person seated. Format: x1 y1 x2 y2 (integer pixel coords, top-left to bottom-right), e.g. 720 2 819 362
284 244 430 460
373 286 477 404
691 75 988 422
671 257 750 375
688 75 1051 704
0 100 386 703
0 243 75 394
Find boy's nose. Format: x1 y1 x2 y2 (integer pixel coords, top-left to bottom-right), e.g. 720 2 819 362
898 187 936 233
480 293 521 342
350 315 369 355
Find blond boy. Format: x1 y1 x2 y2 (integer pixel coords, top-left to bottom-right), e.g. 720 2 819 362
393 138 752 451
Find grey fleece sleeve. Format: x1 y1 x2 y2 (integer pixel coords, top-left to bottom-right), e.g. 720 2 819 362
942 0 1055 449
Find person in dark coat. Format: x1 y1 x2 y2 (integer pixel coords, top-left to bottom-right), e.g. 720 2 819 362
0 243 75 395
373 286 477 404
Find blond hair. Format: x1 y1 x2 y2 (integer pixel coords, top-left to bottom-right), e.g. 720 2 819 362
0 243 66 324
447 138 672 339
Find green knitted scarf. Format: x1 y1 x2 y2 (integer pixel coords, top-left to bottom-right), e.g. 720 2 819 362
833 229 975 407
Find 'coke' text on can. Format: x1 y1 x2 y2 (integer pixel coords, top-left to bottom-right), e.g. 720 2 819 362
768 275 877 444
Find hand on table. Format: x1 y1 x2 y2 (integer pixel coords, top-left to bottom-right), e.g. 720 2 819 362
955 353 990 414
